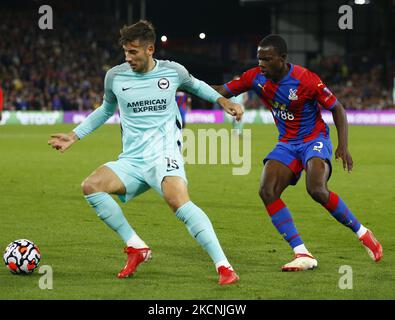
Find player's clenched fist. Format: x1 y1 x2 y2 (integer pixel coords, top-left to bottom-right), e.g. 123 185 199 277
217 97 244 121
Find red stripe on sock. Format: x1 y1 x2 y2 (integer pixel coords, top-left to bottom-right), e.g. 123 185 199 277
288 234 300 242
266 199 286 216
324 192 339 212
275 219 293 228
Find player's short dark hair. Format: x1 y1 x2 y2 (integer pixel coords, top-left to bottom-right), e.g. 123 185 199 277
258 34 287 56
119 20 156 46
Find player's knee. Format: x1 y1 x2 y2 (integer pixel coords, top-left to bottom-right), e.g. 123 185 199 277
163 190 189 212
81 178 100 195
162 177 189 212
259 186 278 205
168 200 179 212
166 196 188 212
307 186 328 204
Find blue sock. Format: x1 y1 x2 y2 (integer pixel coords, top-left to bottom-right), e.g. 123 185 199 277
175 201 226 264
85 192 134 243
323 192 361 232
265 199 303 249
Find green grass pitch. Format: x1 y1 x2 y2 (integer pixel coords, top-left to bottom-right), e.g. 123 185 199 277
0 123 394 299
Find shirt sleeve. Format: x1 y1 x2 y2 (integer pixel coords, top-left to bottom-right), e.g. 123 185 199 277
103 68 117 104
308 71 337 110
73 68 118 139
224 68 258 96
73 100 117 139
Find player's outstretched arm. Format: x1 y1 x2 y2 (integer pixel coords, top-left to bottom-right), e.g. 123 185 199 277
172 62 243 120
331 102 353 172
49 67 118 153
211 85 233 98
48 132 78 153
185 78 243 120
48 99 117 153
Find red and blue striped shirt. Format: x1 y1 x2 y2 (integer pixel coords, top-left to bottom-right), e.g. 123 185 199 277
225 63 337 144
176 91 189 111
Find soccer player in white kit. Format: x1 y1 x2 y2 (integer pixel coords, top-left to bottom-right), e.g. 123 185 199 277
48 20 243 285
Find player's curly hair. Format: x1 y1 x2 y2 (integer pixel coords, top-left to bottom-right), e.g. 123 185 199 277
119 20 156 46
259 34 288 57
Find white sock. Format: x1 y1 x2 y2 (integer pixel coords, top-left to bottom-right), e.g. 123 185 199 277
215 259 233 272
356 225 368 238
126 233 148 249
293 244 310 255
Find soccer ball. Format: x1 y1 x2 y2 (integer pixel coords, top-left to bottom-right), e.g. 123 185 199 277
3 239 41 274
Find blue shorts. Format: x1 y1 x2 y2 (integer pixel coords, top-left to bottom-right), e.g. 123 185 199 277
104 153 187 203
263 136 333 185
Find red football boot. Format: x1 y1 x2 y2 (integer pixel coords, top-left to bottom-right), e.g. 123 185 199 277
359 229 383 262
117 246 152 279
217 266 239 285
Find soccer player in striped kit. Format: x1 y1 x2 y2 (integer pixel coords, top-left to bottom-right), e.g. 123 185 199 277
213 34 382 271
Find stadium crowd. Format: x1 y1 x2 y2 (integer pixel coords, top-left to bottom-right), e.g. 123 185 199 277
0 13 120 112
309 55 395 110
1 13 394 112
